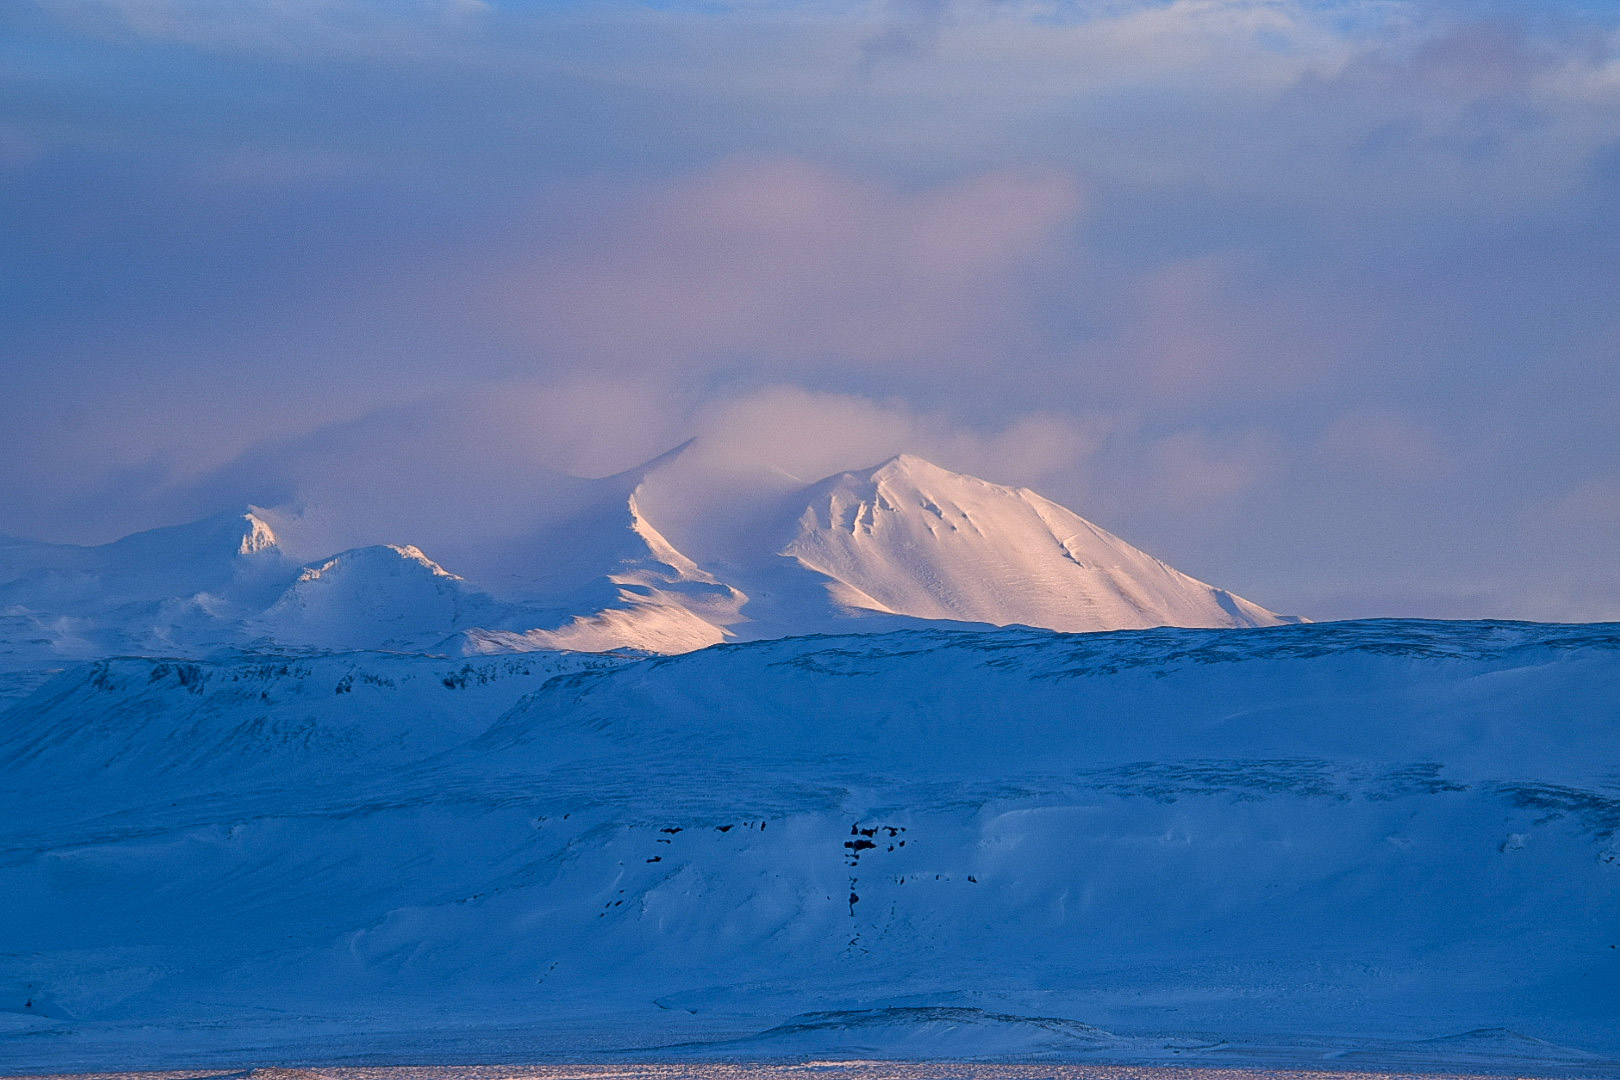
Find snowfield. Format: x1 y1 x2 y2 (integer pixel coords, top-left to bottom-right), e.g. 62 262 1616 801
2 619 1618 1073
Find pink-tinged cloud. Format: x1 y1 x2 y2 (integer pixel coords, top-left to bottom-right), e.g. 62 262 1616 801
1114 255 1338 400
1318 408 1459 479
502 157 1082 370
1142 427 1284 507
677 385 1104 490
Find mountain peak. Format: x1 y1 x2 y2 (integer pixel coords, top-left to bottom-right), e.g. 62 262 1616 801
865 452 954 482
238 509 279 555
600 437 699 489
784 456 1299 632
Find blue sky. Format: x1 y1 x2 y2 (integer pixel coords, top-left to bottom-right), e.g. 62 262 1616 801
3 0 1618 620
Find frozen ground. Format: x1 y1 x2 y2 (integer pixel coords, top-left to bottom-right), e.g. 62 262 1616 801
2 619 1618 1074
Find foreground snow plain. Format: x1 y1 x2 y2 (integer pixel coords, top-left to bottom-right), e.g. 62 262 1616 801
3 619 1619 1075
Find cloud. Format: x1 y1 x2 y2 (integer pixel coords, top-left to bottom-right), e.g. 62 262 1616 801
677 384 1102 486
1519 476 1620 567
171 373 1295 601
194 145 357 188
1108 254 1341 401
1317 408 1458 479
182 378 697 561
32 0 489 59
85 374 1103 582
1139 426 1284 507
491 156 1082 373
860 0 952 69
6 0 1620 623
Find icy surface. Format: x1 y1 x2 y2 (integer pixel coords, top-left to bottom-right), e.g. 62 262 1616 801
1 619 1617 1072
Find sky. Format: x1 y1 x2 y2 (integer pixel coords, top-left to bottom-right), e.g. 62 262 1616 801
2 0 1618 622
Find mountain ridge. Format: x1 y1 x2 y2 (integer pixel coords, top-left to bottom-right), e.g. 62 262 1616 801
0 452 1300 673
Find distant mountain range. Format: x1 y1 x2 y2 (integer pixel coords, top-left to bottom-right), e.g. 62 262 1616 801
0 451 1300 685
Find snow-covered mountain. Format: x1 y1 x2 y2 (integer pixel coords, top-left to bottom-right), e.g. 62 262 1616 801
0 507 284 609
2 619 1617 1071
781 454 1286 631
0 451 1299 676
0 509 292 691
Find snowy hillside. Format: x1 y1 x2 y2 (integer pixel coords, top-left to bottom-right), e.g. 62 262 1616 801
0 452 1299 672
2 619 1617 1072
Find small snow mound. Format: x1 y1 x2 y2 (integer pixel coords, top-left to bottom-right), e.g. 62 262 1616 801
256 543 505 650
679 1006 1119 1060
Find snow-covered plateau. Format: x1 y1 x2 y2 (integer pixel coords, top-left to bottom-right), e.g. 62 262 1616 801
1 455 1616 1074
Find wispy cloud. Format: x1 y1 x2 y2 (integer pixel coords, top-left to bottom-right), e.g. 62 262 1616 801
491 157 1081 373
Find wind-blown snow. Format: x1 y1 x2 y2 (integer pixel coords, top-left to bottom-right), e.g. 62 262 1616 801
1 619 1617 1072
